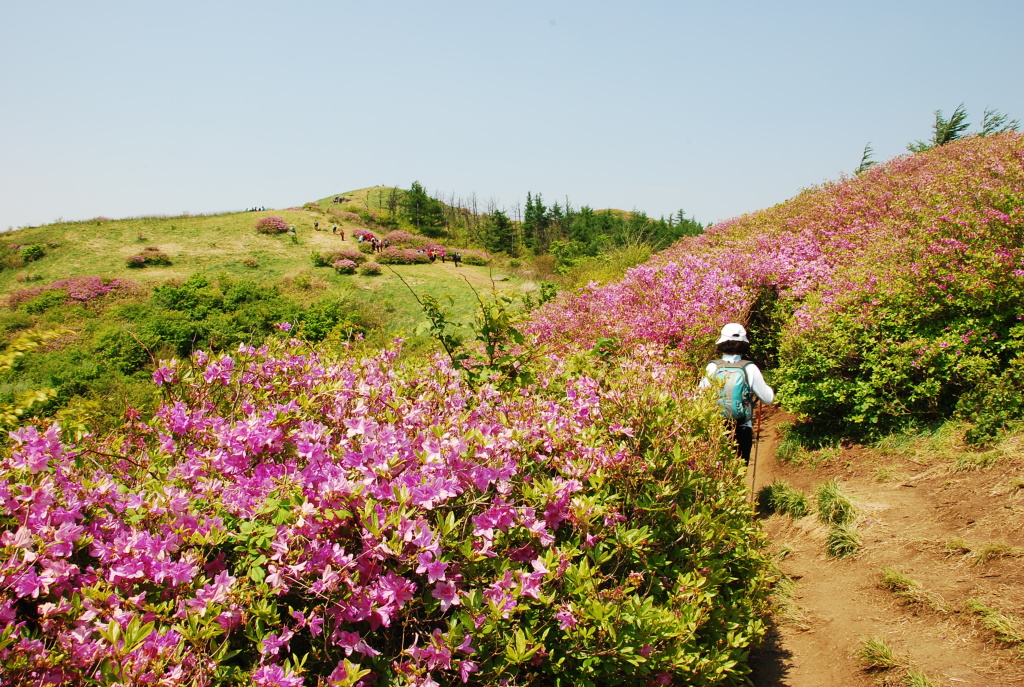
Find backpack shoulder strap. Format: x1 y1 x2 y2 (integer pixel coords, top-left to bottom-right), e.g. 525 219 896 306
712 358 752 370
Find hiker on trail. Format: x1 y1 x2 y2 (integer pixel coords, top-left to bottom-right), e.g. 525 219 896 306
332 224 337 234
288 225 296 235
314 220 320 231
700 323 774 464
453 252 462 267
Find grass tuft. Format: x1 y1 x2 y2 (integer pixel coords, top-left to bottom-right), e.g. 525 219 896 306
874 465 897 481
816 479 857 526
857 636 901 670
757 480 810 518
878 568 945 610
825 523 862 558
943 536 970 557
972 542 1024 566
964 599 1024 645
903 668 941 687
878 567 919 594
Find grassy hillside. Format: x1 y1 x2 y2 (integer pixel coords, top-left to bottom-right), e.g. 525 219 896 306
0 190 524 333
0 190 530 436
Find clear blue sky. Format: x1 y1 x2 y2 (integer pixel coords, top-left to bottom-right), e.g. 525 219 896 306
2 0 1022 230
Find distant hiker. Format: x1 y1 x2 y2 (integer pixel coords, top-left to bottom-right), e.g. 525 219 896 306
314 220 320 231
441 253 447 263
332 224 337 234
428 250 437 263
339 228 345 240
288 225 296 235
453 252 462 267
700 323 774 464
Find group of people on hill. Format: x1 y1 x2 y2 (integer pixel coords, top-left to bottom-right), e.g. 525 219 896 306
434 250 462 266
247 206 266 212
358 235 390 253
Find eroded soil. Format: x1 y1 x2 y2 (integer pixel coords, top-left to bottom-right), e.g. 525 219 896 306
748 409 1024 687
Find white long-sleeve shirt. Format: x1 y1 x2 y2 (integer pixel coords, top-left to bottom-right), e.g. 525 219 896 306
699 354 774 425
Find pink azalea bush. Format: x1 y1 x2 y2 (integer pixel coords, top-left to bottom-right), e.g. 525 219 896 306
528 133 1024 438
256 217 290 235
377 248 430 265
6 276 141 310
333 259 358 275
358 261 382 276
0 340 769 685
313 249 367 268
126 247 172 269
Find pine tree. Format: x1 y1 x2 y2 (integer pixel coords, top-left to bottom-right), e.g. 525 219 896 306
980 108 1021 136
484 209 516 256
856 143 877 174
403 181 446 237
908 103 971 152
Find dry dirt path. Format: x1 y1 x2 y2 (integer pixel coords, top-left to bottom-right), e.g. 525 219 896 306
747 409 1024 687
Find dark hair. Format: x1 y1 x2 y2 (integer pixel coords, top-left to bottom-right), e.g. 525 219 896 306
716 340 750 356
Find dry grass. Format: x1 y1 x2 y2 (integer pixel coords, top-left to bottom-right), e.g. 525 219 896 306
964 599 1024 645
971 542 1024 566
877 568 947 612
858 636 902 670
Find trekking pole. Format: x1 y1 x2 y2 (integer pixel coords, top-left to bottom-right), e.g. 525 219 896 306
749 402 762 504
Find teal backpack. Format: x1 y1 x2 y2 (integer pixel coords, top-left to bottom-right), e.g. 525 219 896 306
711 359 755 423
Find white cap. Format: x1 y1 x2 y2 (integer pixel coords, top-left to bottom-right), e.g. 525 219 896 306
716 322 748 344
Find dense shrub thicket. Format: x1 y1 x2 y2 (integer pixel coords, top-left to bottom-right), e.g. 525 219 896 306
0 340 770 685
0 274 369 433
530 133 1024 441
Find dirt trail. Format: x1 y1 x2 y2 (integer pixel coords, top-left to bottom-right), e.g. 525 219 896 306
748 409 1024 687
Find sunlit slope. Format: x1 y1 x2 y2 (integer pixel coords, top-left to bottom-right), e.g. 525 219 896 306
529 133 1024 438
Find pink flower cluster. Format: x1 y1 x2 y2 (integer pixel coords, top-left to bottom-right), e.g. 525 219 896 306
527 133 1024 357
1 339 696 685
6 276 141 310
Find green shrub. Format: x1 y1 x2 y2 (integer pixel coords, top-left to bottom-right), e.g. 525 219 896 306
20 244 45 263
359 261 382 276
125 248 172 268
23 289 67 315
93 328 153 375
299 298 361 342
0 311 33 334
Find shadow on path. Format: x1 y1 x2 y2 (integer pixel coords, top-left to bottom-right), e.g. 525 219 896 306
748 617 793 687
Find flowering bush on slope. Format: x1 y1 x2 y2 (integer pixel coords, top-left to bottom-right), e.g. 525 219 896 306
256 217 290 235
0 340 770 685
6 276 141 310
528 133 1024 438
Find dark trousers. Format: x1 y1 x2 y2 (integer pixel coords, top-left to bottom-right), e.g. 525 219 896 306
735 423 754 464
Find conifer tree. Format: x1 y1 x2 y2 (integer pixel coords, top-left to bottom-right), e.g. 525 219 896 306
484 209 516 256
403 181 446 237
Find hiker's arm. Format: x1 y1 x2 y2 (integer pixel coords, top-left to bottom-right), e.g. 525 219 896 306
698 362 716 389
747 365 775 405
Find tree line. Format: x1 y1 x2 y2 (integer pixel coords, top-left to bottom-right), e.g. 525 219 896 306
372 182 705 265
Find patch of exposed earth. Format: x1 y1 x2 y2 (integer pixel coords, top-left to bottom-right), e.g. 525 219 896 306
748 409 1024 687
